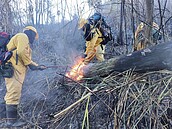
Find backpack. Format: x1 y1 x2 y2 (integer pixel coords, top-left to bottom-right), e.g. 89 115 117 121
87 12 113 45
0 32 13 65
0 32 14 78
82 23 95 41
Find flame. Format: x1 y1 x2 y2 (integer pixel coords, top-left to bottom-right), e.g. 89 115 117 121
66 58 85 81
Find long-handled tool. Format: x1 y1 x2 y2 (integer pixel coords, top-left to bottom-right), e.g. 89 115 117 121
46 65 68 69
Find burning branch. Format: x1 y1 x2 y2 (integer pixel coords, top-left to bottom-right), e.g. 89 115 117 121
66 57 86 81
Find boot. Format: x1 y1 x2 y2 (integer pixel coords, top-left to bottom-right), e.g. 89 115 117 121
0 103 6 125
0 103 6 119
6 104 26 127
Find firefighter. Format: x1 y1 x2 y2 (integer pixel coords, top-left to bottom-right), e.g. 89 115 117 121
134 22 162 51
78 18 105 65
0 26 47 127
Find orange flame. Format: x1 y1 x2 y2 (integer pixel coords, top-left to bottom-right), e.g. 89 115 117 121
66 58 85 81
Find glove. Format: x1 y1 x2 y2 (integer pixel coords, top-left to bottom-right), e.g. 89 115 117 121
3 51 13 63
37 65 47 70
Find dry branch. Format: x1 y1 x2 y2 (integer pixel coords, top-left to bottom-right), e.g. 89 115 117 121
54 92 92 118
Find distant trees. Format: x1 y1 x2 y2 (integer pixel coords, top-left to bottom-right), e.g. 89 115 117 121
0 0 12 32
0 0 54 29
0 0 172 46
27 0 34 25
34 0 53 25
145 0 154 47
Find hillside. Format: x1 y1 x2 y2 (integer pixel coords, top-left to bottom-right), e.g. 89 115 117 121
0 23 171 129
0 0 172 129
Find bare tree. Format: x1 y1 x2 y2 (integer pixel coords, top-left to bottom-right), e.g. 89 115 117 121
0 0 13 32
118 0 125 46
144 0 154 47
158 0 168 42
27 0 34 25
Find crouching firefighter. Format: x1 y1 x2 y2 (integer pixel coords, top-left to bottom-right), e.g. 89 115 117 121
0 26 47 128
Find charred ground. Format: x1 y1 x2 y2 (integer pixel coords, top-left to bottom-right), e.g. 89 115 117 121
0 21 172 129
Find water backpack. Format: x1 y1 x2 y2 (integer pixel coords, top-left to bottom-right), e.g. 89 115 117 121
83 12 113 44
0 32 13 65
0 32 15 78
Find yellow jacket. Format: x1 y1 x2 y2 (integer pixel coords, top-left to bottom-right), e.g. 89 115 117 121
84 27 104 64
4 32 39 105
134 22 160 51
7 33 38 83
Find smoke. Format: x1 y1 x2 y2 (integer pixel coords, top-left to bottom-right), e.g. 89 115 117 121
0 18 85 107
21 19 85 102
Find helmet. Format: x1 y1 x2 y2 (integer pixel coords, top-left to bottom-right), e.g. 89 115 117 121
152 22 159 30
78 18 88 29
0 32 10 38
23 26 39 40
138 22 144 30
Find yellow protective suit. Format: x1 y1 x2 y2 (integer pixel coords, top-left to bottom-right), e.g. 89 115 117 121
134 22 160 51
4 33 38 105
84 27 105 64
134 22 145 51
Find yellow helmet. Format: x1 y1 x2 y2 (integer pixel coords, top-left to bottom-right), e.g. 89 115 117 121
138 22 144 30
23 26 39 40
152 22 159 29
78 18 88 29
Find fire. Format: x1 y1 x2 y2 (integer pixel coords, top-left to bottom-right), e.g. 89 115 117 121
66 58 85 81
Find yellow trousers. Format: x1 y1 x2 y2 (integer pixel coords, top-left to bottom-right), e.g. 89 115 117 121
95 45 105 62
4 70 26 105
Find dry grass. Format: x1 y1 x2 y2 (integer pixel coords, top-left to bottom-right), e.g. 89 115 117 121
51 69 172 129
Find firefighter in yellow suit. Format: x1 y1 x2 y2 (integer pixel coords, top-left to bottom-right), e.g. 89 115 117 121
0 26 46 128
78 18 105 65
134 22 162 51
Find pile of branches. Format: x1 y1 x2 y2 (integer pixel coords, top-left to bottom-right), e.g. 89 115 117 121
17 68 172 129
43 70 171 129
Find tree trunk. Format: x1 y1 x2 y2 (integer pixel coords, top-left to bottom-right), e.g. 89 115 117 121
84 42 172 78
118 0 125 45
131 0 135 49
145 0 154 47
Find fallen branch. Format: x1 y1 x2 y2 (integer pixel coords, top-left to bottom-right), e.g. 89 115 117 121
54 92 93 118
84 41 172 78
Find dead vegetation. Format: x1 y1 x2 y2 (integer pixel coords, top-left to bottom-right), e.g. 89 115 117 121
16 67 172 129
0 1 172 129
0 24 171 129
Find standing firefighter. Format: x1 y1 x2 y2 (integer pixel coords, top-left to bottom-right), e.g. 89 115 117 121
134 22 162 51
78 13 113 65
0 26 46 128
